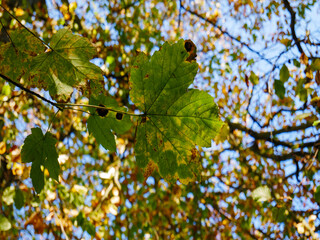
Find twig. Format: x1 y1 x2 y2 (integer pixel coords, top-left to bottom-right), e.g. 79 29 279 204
0 73 142 116
181 4 273 65
0 19 15 47
178 0 182 28
282 0 304 54
0 73 63 110
46 109 60 134
0 4 52 50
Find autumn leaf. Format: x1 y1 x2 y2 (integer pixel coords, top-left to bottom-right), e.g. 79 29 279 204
249 71 259 85
252 186 271 202
0 28 45 81
0 216 11 231
28 28 103 101
130 39 223 183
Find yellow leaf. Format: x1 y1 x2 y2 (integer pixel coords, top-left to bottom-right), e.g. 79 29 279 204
15 8 24 17
296 223 304 234
69 2 77 13
0 141 6 154
222 219 228 225
64 13 71 21
294 112 312 120
316 70 320 85
300 53 308 65
12 162 23 176
280 38 291 47
306 68 313 79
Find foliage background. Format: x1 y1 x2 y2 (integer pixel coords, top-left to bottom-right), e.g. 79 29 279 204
1 0 320 239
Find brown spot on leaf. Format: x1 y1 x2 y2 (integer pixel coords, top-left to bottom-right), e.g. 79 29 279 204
141 116 147 123
143 161 157 180
184 40 197 62
191 148 199 161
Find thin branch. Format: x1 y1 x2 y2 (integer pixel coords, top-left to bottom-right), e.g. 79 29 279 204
0 19 15 47
282 0 304 54
0 73 63 110
1 73 142 116
181 4 273 65
178 0 182 28
249 144 311 162
0 4 52 50
262 106 307 128
46 109 60 134
228 120 314 148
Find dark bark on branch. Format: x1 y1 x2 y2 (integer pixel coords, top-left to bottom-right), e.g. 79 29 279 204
0 73 63 110
249 144 310 162
282 0 304 54
181 4 273 65
228 120 314 148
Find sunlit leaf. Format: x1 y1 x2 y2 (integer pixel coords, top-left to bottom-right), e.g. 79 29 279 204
0 141 6 154
252 186 271 202
311 59 320 71
130 39 223 183
28 28 103 101
249 71 259 85
2 186 15 205
0 28 45 81
0 215 11 231
300 52 308 65
294 112 312 120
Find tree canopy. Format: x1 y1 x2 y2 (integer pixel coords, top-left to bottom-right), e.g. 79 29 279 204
0 0 320 239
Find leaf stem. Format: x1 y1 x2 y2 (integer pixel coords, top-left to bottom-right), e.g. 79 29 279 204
46 109 60 134
0 73 141 117
0 4 53 50
55 102 143 116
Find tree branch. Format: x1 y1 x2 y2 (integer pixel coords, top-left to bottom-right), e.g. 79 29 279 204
282 0 304 54
0 73 63 110
228 120 314 148
181 4 273 65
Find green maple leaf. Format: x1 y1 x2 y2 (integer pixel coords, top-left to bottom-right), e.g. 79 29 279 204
87 95 132 152
28 28 103 101
21 128 60 193
0 28 45 81
130 39 223 183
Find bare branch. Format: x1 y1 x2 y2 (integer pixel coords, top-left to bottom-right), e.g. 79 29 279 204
181 4 273 65
0 73 63 111
228 120 314 148
282 0 304 54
